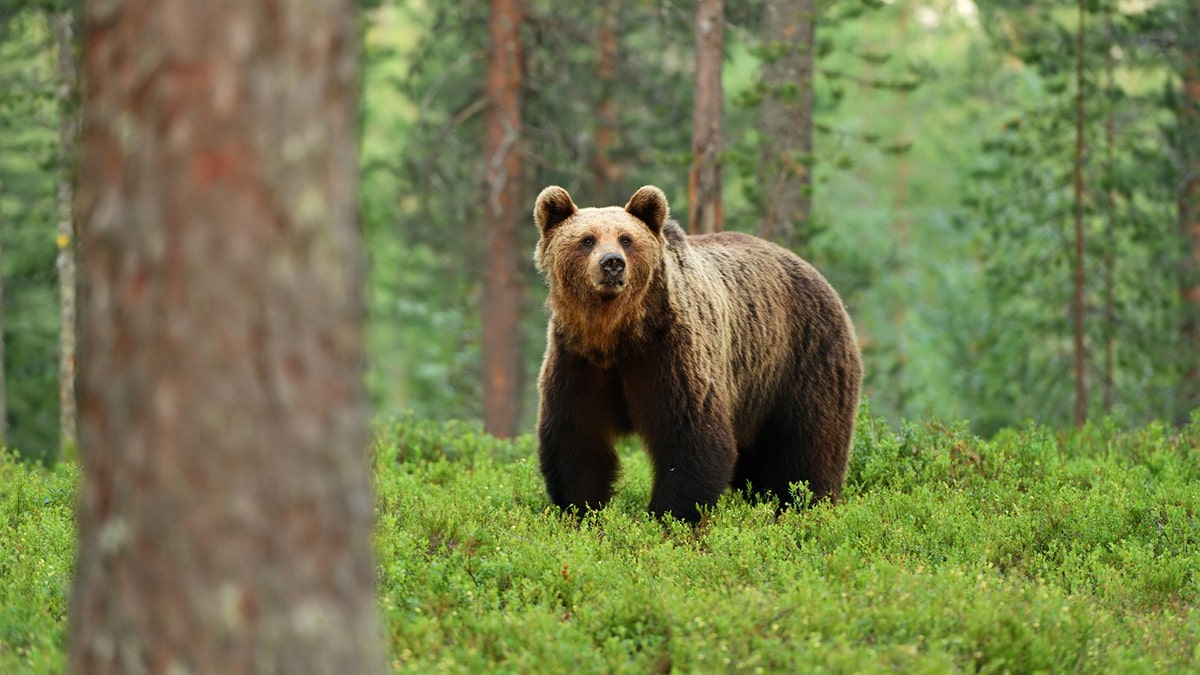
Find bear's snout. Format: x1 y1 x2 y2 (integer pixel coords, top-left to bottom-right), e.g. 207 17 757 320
600 253 626 276
592 251 628 294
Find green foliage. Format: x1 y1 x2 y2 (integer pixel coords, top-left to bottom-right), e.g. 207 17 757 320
360 1 702 427
959 0 1184 432
10 412 1200 671
362 0 948 431
374 407 1200 671
357 0 1195 435
1 0 1195 465
0 451 73 673
0 10 64 462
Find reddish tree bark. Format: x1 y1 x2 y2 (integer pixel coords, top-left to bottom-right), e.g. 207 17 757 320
1072 0 1088 427
1180 0 1200 418
759 0 816 248
593 0 621 204
482 0 525 438
69 1 385 673
688 0 724 235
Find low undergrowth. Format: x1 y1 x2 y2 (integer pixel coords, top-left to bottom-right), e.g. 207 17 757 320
374 409 1200 672
3 406 1199 672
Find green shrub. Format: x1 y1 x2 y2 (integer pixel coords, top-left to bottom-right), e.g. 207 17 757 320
0 452 74 674
374 411 1200 672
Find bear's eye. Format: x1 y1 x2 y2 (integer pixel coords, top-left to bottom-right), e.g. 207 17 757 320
619 235 633 248
581 236 596 249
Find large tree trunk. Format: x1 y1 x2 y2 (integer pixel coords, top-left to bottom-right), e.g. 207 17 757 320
688 0 724 235
1179 0 1200 419
68 1 385 673
758 0 816 248
481 0 525 439
51 10 78 462
1072 0 1088 427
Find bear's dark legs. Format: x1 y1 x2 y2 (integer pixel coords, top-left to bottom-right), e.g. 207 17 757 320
538 434 620 513
734 409 850 508
638 408 737 522
622 356 738 523
537 348 628 515
644 440 735 522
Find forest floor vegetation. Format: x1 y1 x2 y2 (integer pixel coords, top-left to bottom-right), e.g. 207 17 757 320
2 404 1198 672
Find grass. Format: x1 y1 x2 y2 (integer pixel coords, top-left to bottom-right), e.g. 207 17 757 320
3 405 1199 672
0 453 74 673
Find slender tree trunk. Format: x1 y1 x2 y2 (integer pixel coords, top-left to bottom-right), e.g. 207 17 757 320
688 0 724 235
482 0 525 438
0 177 6 447
1072 0 1088 427
594 0 621 205
51 10 78 462
758 0 816 248
1102 5 1116 416
1179 0 1200 419
69 1 385 672
890 1 910 416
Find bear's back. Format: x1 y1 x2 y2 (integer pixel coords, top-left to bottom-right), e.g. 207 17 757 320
668 225 857 440
681 229 831 308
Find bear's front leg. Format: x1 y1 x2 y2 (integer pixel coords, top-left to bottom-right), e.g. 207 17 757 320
536 346 627 515
624 361 737 523
538 421 620 514
643 425 737 522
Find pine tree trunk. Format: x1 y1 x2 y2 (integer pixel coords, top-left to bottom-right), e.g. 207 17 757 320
593 0 621 205
758 0 815 248
1072 0 1089 427
1102 6 1116 416
1179 0 1200 419
889 1 910 416
51 10 78 462
0 177 6 447
688 0 724 235
68 1 385 672
481 0 525 438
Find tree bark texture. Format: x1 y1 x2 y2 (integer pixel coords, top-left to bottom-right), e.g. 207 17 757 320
1179 0 1200 419
688 0 724 235
69 1 385 673
593 0 622 205
51 10 79 462
482 0 525 439
758 0 816 248
1072 0 1088 427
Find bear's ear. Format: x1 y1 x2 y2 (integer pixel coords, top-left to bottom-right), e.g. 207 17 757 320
534 186 578 236
624 185 669 234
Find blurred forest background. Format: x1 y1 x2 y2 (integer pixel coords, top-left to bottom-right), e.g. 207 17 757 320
1 0 1198 463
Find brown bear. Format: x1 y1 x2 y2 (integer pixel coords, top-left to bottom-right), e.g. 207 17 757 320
533 185 862 523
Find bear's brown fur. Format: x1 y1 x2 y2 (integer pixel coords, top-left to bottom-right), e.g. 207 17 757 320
534 185 862 522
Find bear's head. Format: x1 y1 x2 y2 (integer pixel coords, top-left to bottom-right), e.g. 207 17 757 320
533 186 670 356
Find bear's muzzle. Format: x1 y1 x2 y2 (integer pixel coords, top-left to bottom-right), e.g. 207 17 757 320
593 252 628 294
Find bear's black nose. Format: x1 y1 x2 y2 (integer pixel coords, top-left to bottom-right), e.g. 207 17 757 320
600 253 625 276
